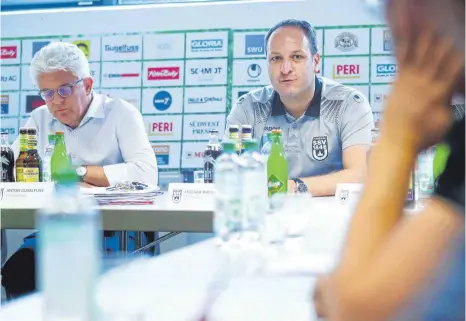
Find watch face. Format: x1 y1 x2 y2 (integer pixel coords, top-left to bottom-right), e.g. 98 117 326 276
76 166 86 176
295 182 308 194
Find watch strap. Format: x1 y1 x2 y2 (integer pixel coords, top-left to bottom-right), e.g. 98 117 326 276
293 178 308 194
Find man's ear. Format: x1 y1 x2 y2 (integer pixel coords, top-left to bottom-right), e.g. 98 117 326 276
84 77 94 95
313 53 321 73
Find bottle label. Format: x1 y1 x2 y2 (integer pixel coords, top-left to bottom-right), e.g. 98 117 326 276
16 168 24 182
19 135 28 152
28 135 37 151
268 174 285 195
23 168 40 182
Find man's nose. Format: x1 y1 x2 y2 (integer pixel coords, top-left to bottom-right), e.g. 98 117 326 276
280 59 293 74
51 92 65 105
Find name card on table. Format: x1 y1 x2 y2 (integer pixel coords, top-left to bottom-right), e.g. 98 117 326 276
334 183 364 213
167 183 215 211
0 182 55 208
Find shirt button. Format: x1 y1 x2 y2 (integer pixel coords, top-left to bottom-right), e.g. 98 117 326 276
292 123 298 129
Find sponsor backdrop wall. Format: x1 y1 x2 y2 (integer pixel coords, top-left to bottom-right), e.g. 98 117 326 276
1 0 391 185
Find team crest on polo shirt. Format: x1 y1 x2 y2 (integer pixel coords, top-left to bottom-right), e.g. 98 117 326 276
312 136 328 161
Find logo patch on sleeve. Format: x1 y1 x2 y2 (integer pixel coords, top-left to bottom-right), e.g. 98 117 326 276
353 94 364 103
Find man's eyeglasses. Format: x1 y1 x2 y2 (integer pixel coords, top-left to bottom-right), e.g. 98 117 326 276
38 78 83 101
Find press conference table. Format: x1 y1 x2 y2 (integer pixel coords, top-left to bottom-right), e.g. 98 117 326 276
1 197 346 321
1 195 425 320
0 193 213 233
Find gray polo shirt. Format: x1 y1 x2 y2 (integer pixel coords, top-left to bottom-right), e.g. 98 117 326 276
226 76 374 179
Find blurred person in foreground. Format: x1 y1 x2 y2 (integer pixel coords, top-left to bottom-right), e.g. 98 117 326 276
1 42 158 299
313 0 465 320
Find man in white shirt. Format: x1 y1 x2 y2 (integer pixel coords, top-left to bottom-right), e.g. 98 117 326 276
2 42 158 299
13 42 158 186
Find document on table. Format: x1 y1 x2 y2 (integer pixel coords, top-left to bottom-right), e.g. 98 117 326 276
80 184 162 205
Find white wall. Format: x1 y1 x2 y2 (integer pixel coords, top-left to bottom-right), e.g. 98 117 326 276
1 0 383 37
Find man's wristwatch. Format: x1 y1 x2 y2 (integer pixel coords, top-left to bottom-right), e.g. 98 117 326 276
76 166 87 182
293 178 308 194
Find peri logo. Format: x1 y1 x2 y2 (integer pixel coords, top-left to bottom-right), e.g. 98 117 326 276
312 136 328 161
172 189 182 204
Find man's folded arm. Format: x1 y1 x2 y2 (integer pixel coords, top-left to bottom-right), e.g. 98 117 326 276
294 93 374 196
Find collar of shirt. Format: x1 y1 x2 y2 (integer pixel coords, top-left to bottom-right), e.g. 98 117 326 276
270 76 323 120
48 92 105 129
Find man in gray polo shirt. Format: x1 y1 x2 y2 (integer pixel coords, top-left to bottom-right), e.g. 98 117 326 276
226 19 374 196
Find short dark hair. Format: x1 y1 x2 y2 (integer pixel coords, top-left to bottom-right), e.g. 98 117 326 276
265 19 319 55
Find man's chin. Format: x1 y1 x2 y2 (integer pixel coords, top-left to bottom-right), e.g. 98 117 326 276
277 89 299 99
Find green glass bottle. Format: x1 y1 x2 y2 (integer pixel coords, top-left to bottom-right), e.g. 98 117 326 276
267 129 288 196
51 131 79 184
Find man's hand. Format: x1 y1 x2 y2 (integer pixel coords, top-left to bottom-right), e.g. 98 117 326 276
382 0 465 151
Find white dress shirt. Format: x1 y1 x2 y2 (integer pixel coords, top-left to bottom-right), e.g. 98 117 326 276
12 93 158 186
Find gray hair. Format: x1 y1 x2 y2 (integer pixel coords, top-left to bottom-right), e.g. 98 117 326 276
29 42 91 88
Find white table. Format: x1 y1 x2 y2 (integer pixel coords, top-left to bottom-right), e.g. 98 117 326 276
0 193 213 233
1 197 350 320
0 195 425 320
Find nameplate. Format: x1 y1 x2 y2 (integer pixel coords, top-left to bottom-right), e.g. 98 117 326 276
167 183 215 211
334 183 364 213
0 183 55 208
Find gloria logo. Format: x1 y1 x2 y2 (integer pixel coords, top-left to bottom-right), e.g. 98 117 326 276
376 64 397 77
189 120 220 135
335 32 358 52
245 34 265 55
32 41 50 57
383 30 392 51
152 144 170 166
153 91 172 111
148 67 180 80
73 40 90 59
1 95 9 114
247 64 262 79
104 44 139 53
187 96 223 104
1 46 17 59
332 64 360 79
148 122 174 136
191 39 223 52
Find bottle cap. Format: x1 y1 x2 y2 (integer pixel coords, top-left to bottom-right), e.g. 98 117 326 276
228 125 239 133
56 131 65 135
240 125 252 134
